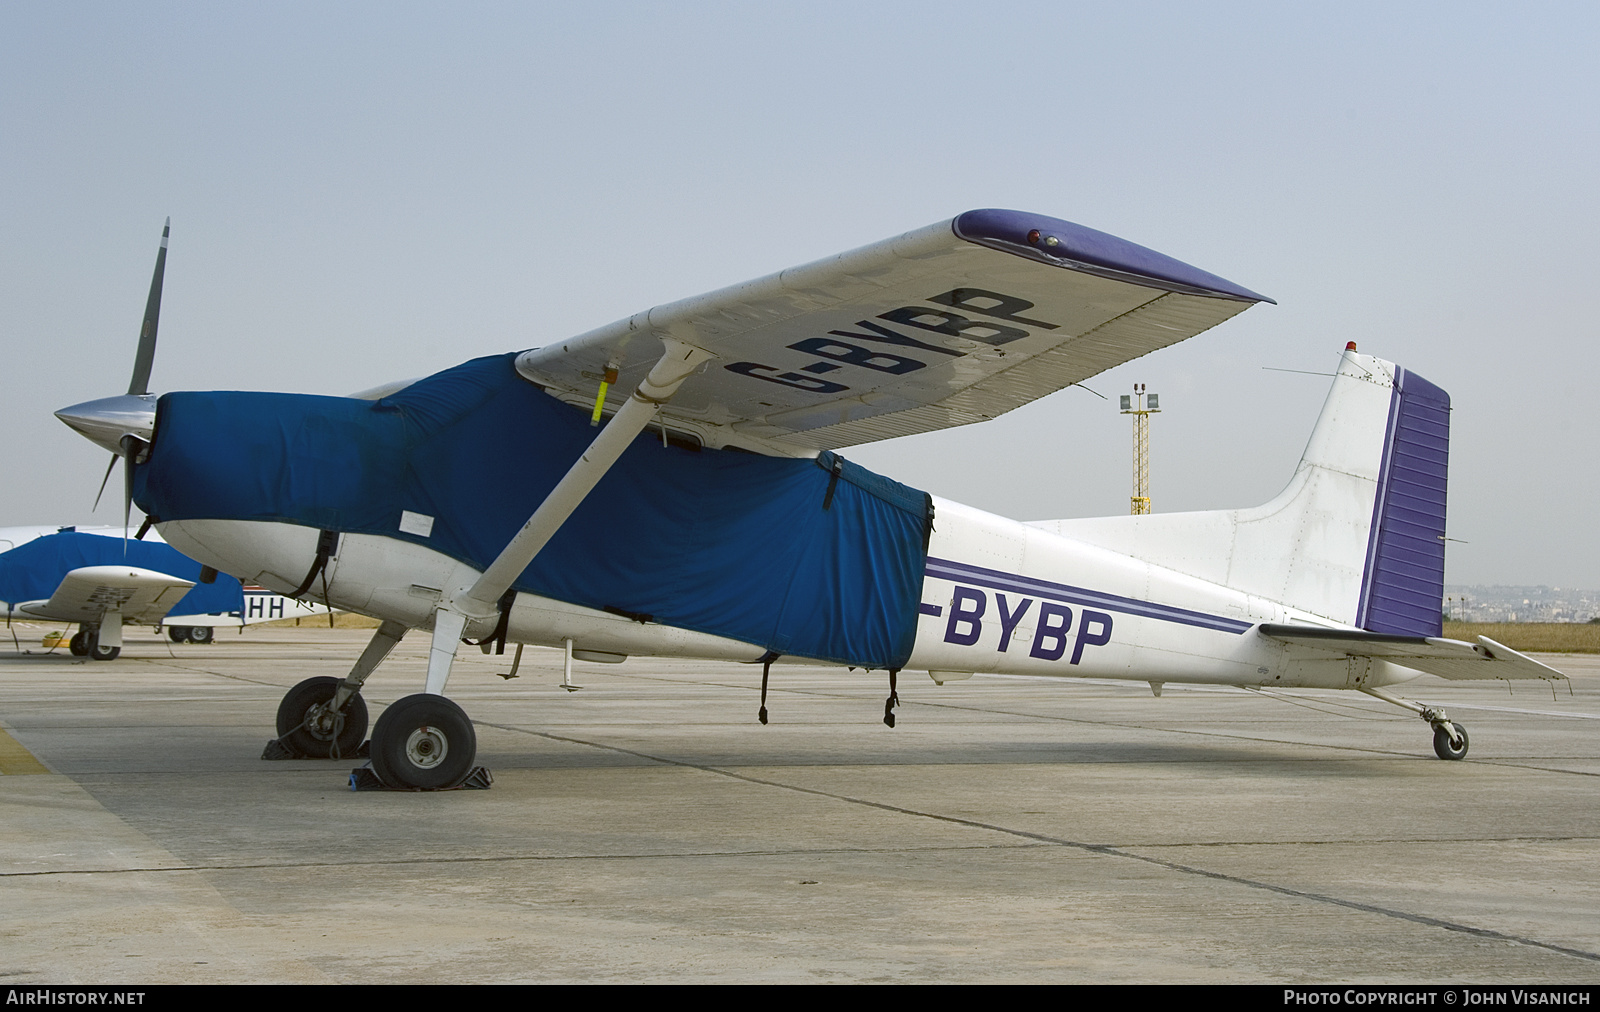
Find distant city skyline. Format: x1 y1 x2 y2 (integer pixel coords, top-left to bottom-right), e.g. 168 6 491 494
1444 586 1599 624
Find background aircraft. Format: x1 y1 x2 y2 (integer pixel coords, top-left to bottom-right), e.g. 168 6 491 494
1 524 332 656
55 212 1565 787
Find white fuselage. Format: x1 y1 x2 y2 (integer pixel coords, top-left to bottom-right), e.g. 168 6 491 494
158 490 1418 694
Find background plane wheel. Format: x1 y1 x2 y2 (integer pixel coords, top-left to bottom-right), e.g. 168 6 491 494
187 626 214 644
1433 723 1469 760
69 631 89 656
276 676 368 758
370 693 476 790
168 626 190 642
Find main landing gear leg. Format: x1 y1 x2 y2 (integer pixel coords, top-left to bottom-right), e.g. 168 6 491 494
1361 686 1469 760
364 608 484 790
87 613 121 661
265 620 406 760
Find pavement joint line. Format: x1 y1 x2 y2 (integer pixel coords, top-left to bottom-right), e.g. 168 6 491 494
1468 760 1600 778
0 725 50 775
5 834 1595 878
121 658 298 689
481 720 1600 967
1127 834 1600 849
0 841 1055 878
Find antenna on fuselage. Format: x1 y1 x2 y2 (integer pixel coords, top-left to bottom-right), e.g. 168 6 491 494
1119 384 1159 515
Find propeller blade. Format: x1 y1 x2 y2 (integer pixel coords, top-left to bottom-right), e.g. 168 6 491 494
92 452 118 511
127 218 169 397
119 434 144 552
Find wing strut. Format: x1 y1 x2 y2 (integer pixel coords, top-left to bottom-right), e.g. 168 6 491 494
422 339 716 695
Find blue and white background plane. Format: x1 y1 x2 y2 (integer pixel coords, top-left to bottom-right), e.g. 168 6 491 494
54 209 1567 788
1 524 333 657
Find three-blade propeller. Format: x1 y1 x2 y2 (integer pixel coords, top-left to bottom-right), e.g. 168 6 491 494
56 218 169 546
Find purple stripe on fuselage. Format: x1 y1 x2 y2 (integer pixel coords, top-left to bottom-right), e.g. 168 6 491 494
923 557 1252 634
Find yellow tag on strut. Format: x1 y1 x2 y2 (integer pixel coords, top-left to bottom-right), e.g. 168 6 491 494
590 367 619 426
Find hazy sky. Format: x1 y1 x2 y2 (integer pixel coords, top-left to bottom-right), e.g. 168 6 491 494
4 2 1596 586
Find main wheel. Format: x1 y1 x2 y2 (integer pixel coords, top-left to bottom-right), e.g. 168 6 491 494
69 631 88 656
187 626 214 644
369 693 477 790
168 626 190 643
275 676 369 759
1433 722 1469 760
87 633 120 661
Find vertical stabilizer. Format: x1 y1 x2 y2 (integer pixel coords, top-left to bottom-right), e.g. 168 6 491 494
1031 348 1450 631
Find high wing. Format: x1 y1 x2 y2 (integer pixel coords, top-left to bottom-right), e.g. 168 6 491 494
516 209 1273 452
1259 625 1567 682
16 565 195 626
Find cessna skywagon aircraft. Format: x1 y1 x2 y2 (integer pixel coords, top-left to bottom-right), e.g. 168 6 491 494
55 210 1565 789
0 524 332 656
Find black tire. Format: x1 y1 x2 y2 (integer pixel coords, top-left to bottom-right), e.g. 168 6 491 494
275 676 369 759
187 626 214 644
69 631 88 656
168 626 190 643
370 693 477 790
83 631 115 661
1433 722 1469 760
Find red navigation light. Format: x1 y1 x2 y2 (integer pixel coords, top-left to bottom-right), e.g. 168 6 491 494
1027 229 1041 244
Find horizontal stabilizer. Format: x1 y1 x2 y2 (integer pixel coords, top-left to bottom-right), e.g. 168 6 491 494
1258 624 1567 682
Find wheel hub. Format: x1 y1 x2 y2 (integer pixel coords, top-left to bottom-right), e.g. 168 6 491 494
405 726 448 769
304 702 340 740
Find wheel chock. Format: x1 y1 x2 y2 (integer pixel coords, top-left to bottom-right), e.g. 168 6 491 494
261 737 371 760
260 738 299 760
348 763 493 791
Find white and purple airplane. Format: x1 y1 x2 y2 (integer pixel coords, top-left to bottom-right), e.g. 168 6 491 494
54 211 1564 788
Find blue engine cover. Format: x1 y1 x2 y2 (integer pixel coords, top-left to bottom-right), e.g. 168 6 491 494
135 354 931 669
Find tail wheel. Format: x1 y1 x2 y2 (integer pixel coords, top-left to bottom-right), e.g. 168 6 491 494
370 693 476 790
1433 722 1469 760
187 626 214 644
276 676 368 758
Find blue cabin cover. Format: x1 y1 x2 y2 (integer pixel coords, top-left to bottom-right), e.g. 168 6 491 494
135 354 931 669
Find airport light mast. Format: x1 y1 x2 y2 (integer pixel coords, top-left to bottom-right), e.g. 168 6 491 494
1120 384 1159 515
